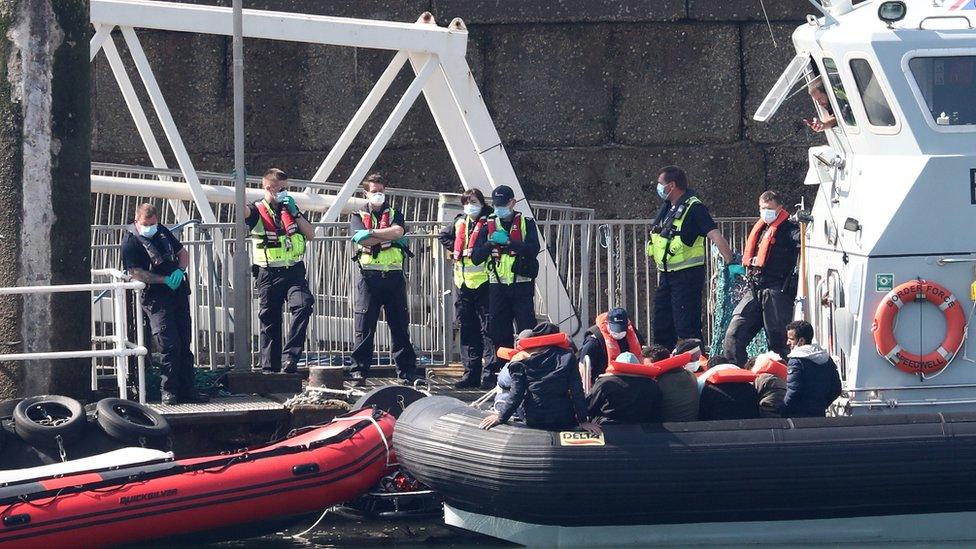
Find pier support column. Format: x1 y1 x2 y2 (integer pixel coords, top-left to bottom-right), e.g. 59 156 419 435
0 0 91 400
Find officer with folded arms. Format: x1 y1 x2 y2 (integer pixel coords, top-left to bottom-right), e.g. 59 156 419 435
122 203 207 404
244 168 315 374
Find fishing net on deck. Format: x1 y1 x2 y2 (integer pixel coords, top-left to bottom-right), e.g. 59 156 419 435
709 254 768 358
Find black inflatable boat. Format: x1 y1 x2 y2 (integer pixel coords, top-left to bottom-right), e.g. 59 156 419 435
394 396 976 546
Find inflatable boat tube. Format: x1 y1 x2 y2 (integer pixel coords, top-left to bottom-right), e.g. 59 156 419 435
0 448 173 485
0 407 395 547
353 385 426 419
394 396 976 528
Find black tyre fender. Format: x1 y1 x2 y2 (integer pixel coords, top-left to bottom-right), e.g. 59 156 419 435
95 398 171 443
13 395 87 449
353 385 426 419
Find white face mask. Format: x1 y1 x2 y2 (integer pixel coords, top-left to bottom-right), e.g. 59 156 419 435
609 330 627 340
760 208 778 224
463 204 482 218
368 192 386 206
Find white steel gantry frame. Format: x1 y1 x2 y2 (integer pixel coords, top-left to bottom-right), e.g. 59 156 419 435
89 0 580 336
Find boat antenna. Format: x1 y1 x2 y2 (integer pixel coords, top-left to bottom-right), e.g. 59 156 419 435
759 0 778 47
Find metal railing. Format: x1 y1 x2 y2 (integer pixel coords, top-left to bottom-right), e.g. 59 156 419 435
2 269 149 403
89 217 756 388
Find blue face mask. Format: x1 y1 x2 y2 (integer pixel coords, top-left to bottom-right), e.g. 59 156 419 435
495 206 512 219
139 224 158 238
657 183 669 200
463 204 482 218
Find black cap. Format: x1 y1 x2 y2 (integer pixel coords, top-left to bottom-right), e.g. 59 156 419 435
516 322 559 344
492 185 515 207
607 307 629 333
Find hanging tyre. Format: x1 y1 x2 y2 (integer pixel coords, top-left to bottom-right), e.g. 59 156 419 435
13 395 87 449
95 398 171 445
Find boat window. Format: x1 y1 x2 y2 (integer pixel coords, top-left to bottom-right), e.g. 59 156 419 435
753 53 810 122
821 58 857 127
908 56 976 127
849 59 896 127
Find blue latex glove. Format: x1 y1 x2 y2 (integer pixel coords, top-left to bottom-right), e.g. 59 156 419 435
489 230 510 246
727 264 746 279
394 236 409 248
165 269 185 290
352 229 372 244
279 195 298 215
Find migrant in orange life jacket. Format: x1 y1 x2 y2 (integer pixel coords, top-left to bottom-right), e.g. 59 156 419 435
742 209 789 270
606 352 694 379
594 312 642 363
704 367 759 385
752 356 788 380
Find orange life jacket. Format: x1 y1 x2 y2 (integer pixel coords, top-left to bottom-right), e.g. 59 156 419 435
752 357 788 380
360 208 391 230
594 312 642 363
704 367 759 385
609 352 693 379
453 216 487 261
495 332 571 362
742 209 789 270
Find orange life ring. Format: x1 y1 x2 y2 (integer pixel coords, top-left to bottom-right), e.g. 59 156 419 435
871 279 967 375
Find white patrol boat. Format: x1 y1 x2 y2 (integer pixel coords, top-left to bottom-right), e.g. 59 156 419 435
752 0 976 413
394 1 976 546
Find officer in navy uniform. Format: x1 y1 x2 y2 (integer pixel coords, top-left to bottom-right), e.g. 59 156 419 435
243 168 316 374
121 203 207 404
471 185 541 388
647 166 735 351
723 190 801 366
346 173 421 385
438 188 493 388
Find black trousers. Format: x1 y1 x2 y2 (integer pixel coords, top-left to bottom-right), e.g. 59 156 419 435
350 270 417 377
486 281 536 373
256 263 314 372
455 283 492 382
143 289 195 398
723 285 795 366
653 266 705 352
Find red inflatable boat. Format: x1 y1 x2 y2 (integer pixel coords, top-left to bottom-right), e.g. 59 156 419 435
0 407 395 547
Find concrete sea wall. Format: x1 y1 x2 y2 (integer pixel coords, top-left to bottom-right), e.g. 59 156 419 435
92 0 824 218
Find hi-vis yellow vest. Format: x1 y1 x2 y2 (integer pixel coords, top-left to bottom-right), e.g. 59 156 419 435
249 201 306 268
357 208 405 271
452 216 488 289
487 214 530 285
646 196 706 272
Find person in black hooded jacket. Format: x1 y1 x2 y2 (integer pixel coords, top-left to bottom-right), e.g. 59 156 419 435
480 323 601 435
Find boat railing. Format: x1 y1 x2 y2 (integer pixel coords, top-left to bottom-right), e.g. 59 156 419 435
1 269 149 403
88 217 755 388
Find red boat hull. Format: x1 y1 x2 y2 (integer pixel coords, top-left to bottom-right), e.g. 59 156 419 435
0 408 395 548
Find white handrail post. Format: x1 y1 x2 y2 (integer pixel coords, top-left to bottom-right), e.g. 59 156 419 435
134 287 147 404
112 284 128 399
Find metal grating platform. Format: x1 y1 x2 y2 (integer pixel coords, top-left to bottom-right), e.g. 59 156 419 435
148 394 284 416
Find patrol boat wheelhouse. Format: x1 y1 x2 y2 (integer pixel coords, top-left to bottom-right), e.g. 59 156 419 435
753 0 976 413
394 1 976 545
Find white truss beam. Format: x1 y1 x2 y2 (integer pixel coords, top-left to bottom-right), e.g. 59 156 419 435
322 56 437 223
120 26 217 224
311 51 408 185
99 33 191 221
91 0 467 56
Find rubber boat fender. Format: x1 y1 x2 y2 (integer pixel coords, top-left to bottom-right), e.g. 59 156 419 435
872 279 967 375
704 367 759 385
95 398 171 446
13 395 86 449
353 385 427 419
